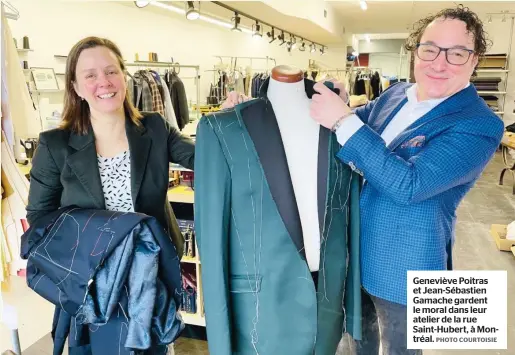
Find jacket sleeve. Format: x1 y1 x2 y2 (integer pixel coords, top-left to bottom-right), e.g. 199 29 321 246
336 121 504 205
167 122 195 170
194 117 232 355
26 135 62 225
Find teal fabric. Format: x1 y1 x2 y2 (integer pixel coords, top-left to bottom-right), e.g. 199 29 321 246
194 90 361 355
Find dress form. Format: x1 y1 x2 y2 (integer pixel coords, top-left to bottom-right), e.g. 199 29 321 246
267 65 321 272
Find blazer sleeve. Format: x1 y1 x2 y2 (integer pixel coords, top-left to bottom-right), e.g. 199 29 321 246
167 122 195 170
194 117 232 355
26 134 63 225
336 120 504 205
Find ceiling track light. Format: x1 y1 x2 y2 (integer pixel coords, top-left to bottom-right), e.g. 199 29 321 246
185 1 200 20
252 20 262 37
134 0 151 8
290 35 297 50
267 27 276 43
299 39 306 52
310 43 316 53
278 31 286 46
320 46 326 55
232 12 242 32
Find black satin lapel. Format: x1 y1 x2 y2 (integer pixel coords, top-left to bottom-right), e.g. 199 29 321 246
241 101 306 259
317 127 330 234
126 120 151 208
67 131 105 210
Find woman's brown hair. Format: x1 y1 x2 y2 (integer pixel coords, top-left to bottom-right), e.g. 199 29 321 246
60 36 142 135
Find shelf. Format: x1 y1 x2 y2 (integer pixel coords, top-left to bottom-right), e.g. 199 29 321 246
170 163 192 172
181 256 199 264
180 311 206 327
494 111 504 115
167 185 194 203
477 91 507 95
31 89 64 94
54 55 67 58
17 48 33 53
476 69 509 73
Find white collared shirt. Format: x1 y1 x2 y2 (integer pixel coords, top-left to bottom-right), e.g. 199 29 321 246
336 83 469 147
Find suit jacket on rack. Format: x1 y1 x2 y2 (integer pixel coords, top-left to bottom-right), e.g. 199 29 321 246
166 72 189 130
194 78 362 355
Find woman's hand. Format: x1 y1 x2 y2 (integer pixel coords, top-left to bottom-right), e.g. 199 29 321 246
221 91 250 109
310 82 353 130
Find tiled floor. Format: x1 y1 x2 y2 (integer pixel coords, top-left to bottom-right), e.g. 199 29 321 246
3 151 514 355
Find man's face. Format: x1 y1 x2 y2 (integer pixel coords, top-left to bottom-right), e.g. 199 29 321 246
414 17 478 101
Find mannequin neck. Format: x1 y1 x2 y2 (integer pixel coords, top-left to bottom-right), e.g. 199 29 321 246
267 77 307 103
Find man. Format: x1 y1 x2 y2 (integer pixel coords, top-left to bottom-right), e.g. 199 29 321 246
310 5 504 355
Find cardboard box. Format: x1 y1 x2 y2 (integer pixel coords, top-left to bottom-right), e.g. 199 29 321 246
490 224 515 253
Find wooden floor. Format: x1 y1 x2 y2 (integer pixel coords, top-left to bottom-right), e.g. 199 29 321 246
18 152 515 355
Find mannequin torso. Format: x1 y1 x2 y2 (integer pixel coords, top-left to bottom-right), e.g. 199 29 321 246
267 66 320 271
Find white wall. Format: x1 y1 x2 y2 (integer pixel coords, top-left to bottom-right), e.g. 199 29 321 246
483 18 515 126
8 0 348 131
369 53 409 78
358 39 406 54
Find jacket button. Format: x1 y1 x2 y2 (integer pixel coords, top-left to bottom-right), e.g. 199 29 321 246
348 162 356 171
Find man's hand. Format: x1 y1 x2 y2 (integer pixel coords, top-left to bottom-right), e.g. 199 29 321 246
221 91 250 109
310 82 353 130
323 78 349 104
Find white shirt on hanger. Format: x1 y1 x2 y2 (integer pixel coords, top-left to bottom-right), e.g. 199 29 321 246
335 83 468 147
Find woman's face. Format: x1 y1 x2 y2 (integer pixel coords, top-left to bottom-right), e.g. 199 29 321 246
73 46 127 116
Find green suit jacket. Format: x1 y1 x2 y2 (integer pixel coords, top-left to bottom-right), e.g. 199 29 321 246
194 79 361 355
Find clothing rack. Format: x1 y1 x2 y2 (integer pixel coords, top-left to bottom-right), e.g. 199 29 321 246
125 61 201 120
2 0 19 20
214 55 277 72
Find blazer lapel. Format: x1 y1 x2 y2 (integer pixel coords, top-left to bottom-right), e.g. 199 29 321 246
240 99 306 260
126 120 151 208
67 129 105 210
388 84 477 151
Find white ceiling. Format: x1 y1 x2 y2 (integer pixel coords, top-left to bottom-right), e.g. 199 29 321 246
119 1 515 47
332 1 515 35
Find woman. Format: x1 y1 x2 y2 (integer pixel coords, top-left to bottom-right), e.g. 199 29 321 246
26 36 194 256
26 36 194 354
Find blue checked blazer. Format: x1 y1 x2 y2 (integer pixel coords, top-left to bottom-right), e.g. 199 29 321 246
336 82 504 305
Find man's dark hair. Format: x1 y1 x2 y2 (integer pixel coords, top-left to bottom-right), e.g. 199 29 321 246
405 4 492 70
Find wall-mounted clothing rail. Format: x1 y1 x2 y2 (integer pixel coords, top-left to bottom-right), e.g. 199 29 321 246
125 61 201 121
2 0 19 20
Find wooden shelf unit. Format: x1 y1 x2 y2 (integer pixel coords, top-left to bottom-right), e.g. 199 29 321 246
168 181 205 327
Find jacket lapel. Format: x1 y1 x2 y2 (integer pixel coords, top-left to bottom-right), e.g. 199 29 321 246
126 120 151 208
388 84 477 151
240 99 306 259
317 127 330 234
67 128 105 210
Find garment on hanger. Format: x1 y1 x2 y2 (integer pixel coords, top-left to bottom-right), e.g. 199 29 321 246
142 71 165 116
129 71 153 112
166 71 190 131
250 72 269 97
354 73 367 96
370 71 382 99
155 73 178 129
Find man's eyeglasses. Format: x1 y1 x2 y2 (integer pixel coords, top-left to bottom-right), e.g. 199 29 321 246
416 43 475 65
